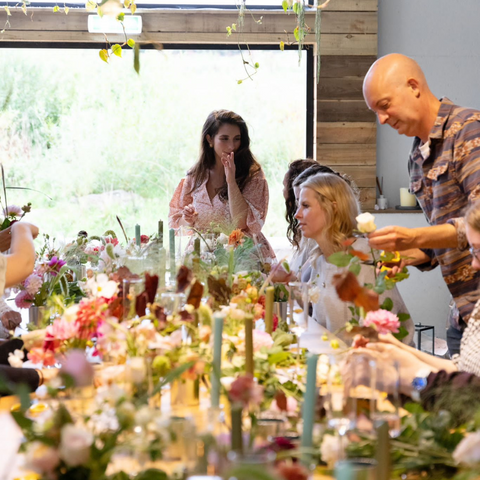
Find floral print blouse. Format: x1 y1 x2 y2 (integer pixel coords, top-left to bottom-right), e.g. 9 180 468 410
168 169 275 260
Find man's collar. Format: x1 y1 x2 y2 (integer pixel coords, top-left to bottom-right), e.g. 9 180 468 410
429 97 454 140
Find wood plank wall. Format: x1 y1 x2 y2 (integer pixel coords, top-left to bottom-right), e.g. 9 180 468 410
0 0 377 207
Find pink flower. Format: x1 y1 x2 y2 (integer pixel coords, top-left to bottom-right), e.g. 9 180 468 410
27 347 56 367
252 330 274 352
15 290 34 309
105 236 119 246
228 374 264 409
24 274 43 296
5 204 23 217
60 350 94 387
48 256 66 274
46 317 79 341
363 309 400 334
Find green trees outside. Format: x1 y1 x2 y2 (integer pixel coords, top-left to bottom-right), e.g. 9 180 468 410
0 48 305 241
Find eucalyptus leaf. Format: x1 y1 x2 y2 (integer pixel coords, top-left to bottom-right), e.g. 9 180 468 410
112 44 122 58
99 49 109 63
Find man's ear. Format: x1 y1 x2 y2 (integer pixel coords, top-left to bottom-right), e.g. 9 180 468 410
407 77 420 97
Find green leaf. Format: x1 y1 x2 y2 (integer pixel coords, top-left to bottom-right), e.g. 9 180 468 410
404 402 425 414
130 2 136 13
135 469 168 480
4 5 11 15
293 26 299 42
282 0 288 11
268 351 290 365
107 471 130 480
327 251 353 267
64 6 70 14
237 80 243 84
349 262 361 276
292 2 299 14
127 38 135 48
99 49 109 63
53 5 60 12
393 325 408 341
397 312 411 323
85 0 97 11
134 43 140 74
117 12 125 21
112 44 122 57
380 297 393 311
279 41 285 51
254 62 259 68
11 411 34 429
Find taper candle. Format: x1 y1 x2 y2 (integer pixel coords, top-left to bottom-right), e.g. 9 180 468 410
265 286 274 334
301 353 318 465
169 228 176 276
245 317 253 375
135 224 141 247
211 315 224 408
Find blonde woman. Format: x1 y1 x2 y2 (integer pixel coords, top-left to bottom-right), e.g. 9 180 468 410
294 172 414 344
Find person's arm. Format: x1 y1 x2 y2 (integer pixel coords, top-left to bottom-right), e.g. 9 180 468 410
4 222 37 288
0 364 39 393
367 224 458 252
168 177 196 229
223 152 249 230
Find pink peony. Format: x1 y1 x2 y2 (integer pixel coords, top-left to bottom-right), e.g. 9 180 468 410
252 329 274 352
46 317 79 341
228 374 264 409
24 274 43 296
363 309 400 334
15 290 34 309
61 350 94 387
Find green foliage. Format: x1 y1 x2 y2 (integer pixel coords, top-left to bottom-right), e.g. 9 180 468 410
327 251 353 267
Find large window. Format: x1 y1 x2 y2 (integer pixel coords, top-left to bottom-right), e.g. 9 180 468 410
0 47 307 241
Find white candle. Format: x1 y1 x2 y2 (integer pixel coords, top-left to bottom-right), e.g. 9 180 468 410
400 188 417 207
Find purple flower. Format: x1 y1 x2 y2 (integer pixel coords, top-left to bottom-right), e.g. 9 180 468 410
60 350 94 387
48 256 66 274
15 290 34 309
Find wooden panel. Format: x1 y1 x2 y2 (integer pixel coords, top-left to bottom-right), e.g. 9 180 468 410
317 144 376 165
357 187 376 210
319 55 376 77
317 76 365 100
317 122 376 144
317 100 375 122
4 9 375 35
328 165 375 187
326 0 378 11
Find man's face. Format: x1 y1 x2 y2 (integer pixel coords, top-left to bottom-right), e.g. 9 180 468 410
364 77 422 138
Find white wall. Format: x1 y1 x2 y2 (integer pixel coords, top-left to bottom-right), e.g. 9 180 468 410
377 0 480 207
374 0 480 339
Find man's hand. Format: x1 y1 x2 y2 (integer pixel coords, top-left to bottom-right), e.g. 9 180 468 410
368 226 418 251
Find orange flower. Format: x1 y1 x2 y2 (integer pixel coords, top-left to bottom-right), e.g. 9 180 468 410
228 229 245 247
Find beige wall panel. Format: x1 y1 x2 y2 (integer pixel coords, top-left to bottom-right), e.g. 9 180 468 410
317 144 376 165
317 122 376 144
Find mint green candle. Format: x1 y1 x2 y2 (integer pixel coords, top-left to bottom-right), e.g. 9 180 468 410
211 315 224 408
135 224 141 247
301 353 318 465
169 228 176 276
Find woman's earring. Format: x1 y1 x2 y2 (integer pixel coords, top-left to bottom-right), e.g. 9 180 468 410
209 144 213 148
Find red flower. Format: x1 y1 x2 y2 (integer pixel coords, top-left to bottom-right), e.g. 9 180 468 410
140 235 150 244
75 297 108 340
228 374 264 408
276 462 309 480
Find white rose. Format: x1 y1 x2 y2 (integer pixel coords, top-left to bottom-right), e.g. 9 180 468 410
217 233 229 245
320 433 347 468
24 441 60 474
8 349 24 368
356 212 377 234
453 431 480 466
59 424 93 467
128 357 146 384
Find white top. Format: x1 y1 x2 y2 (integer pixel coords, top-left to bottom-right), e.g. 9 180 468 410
309 238 415 345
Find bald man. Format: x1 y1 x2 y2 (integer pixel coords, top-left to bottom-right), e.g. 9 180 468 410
363 53 480 356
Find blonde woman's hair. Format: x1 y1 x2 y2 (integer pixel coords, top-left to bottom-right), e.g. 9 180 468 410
465 200 480 232
300 172 360 252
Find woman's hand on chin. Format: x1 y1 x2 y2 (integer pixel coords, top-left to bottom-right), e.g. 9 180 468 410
182 204 198 225
221 152 236 184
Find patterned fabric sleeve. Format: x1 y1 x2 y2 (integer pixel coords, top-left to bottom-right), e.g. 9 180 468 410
241 170 269 235
168 176 194 230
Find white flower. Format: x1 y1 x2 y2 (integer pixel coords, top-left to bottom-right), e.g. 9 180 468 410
308 286 321 304
128 357 146 384
8 349 24 368
88 407 119 433
320 433 347 467
220 304 246 320
135 406 152 426
59 424 94 467
35 385 48 399
24 441 60 474
453 431 480 466
356 212 377 234
217 233 229 245
85 273 118 299
63 304 80 323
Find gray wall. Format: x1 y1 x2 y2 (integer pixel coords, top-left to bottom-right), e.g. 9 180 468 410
373 0 480 340
377 0 480 207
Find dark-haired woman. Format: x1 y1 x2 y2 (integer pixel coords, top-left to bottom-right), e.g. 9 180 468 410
169 110 275 259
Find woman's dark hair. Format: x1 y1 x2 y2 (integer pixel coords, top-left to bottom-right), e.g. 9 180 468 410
284 159 356 248
187 110 261 201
